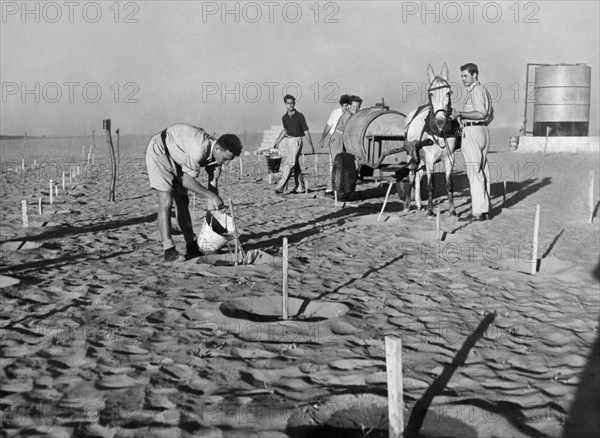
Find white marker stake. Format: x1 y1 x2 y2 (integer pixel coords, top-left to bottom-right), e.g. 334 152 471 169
62 171 66 189
21 158 25 171
503 181 507 209
377 181 394 222
228 199 239 267
22 200 28 228
77 166 80 176
55 184 58 198
282 237 289 320
589 171 595 223
38 197 43 215
49 180 54 205
334 191 338 207
436 208 440 241
531 204 540 275
228 199 245 265
385 335 404 438
69 167 72 183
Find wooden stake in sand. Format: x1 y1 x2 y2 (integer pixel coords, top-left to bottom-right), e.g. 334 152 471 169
38 197 42 215
103 119 117 202
385 335 404 438
49 180 54 205
62 171 66 189
115 128 120 166
69 167 72 183
55 184 59 198
22 200 28 228
531 204 540 275
282 237 289 320
544 126 552 154
21 158 25 172
228 199 245 266
88 129 95 165
436 208 441 241
77 166 80 177
589 171 595 223
334 190 338 207
377 181 394 222
503 181 507 208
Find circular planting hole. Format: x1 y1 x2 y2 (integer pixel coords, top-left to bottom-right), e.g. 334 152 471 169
286 394 479 438
220 296 349 322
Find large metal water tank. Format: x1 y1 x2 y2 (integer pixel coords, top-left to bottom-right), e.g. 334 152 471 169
343 107 406 166
533 64 591 136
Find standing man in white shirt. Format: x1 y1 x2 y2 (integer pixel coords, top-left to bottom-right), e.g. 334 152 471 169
450 63 494 221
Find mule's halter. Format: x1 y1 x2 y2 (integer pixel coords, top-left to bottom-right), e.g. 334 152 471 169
428 78 452 119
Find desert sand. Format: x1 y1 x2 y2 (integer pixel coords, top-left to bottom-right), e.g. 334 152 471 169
1 136 599 438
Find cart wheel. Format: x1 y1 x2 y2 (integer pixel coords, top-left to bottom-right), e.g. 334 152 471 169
395 167 411 201
396 180 410 201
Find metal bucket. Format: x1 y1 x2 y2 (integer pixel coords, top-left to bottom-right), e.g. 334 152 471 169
266 156 282 173
509 136 519 151
197 210 238 254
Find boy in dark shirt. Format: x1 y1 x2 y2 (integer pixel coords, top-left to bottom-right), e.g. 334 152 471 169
272 94 315 194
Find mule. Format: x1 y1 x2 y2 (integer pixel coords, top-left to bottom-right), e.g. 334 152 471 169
403 63 461 216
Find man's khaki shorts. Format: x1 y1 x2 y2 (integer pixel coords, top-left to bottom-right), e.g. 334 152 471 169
145 133 179 192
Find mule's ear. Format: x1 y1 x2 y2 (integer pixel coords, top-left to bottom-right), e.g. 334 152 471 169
440 63 449 81
427 65 436 83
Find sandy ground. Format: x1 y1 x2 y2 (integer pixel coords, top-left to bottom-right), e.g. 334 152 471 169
1 141 599 438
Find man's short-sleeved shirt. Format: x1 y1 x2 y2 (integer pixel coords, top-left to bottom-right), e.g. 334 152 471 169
282 110 309 137
464 81 494 125
335 111 353 133
326 108 344 135
163 124 219 178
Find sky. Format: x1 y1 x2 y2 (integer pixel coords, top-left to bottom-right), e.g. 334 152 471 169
1 0 599 136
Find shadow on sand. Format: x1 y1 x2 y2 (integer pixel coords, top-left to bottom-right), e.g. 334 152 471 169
562 258 600 437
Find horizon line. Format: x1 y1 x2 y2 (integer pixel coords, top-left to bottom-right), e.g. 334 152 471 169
1 126 525 139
